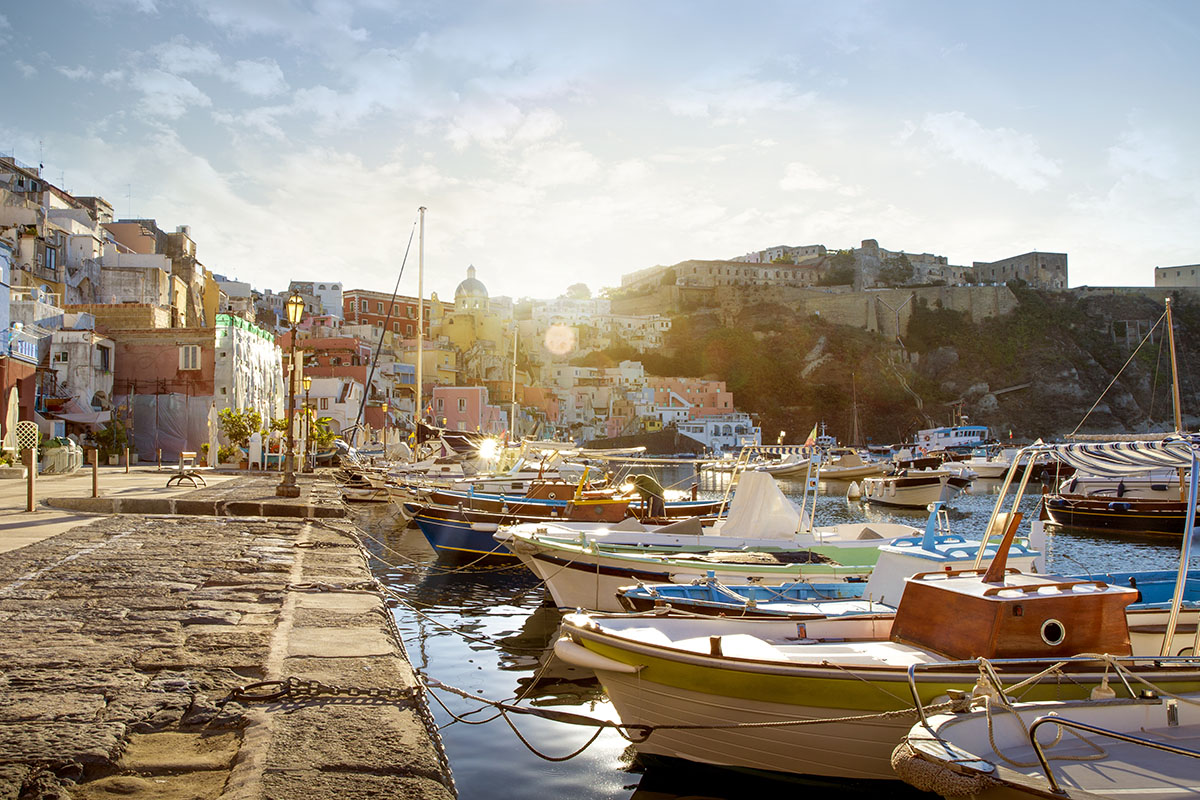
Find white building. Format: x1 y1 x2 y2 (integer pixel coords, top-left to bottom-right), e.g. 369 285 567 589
677 412 761 454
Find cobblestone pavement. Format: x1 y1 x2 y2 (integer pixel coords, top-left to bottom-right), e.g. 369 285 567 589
0 477 454 800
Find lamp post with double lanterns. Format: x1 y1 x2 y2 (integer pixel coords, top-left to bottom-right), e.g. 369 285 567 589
303 375 313 473
276 292 305 497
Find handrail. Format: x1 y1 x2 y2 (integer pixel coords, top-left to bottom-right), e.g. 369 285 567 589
905 655 1200 729
1028 713 1200 794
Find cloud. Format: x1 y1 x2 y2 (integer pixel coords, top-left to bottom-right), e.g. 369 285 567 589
1107 122 1178 182
668 76 816 124
57 65 95 81
229 59 288 97
15 61 36 78
518 142 601 188
779 163 836 192
155 39 222 75
917 111 1061 191
130 70 212 119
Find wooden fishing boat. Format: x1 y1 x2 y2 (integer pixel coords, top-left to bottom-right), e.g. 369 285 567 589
616 509 1042 616
496 471 925 609
1043 493 1199 536
817 447 886 481
554 438 1200 781
861 469 969 508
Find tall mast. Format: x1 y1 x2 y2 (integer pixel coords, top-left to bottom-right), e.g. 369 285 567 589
1166 296 1183 434
510 324 518 438
416 206 425 450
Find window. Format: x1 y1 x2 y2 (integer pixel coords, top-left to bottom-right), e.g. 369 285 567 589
179 345 200 370
98 346 110 371
53 350 68 363
320 397 329 410
377 302 384 313
458 398 467 412
359 300 368 312
406 324 413 335
436 398 444 411
393 322 399 332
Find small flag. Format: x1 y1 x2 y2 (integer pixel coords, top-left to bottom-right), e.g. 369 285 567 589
803 423 818 447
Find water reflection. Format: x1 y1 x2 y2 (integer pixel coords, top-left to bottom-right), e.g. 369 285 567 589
352 474 1186 799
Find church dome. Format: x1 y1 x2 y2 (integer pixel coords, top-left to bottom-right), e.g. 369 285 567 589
454 265 488 301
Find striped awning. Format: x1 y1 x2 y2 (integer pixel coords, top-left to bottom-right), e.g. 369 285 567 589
1035 436 1200 476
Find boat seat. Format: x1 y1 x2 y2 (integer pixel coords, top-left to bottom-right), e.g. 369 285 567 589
857 527 885 540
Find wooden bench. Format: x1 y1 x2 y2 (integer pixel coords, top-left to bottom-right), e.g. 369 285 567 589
166 451 207 488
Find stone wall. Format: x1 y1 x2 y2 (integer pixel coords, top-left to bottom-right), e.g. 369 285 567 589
67 303 171 331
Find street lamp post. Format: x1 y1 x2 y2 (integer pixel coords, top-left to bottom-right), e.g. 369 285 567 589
381 401 388 459
303 375 313 473
276 292 305 497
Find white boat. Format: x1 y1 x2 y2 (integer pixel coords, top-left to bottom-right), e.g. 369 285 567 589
754 452 813 479
861 469 968 508
897 690 1200 799
553 437 1200 781
495 471 925 611
818 447 886 481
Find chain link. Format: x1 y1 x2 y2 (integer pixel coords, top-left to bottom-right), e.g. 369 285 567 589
226 676 416 704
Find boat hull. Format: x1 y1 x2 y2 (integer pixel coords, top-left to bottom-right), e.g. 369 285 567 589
1043 494 1199 536
506 534 874 612
559 619 1200 781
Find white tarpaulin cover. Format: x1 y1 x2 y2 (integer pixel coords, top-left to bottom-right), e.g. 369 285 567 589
714 470 807 539
1037 437 1200 476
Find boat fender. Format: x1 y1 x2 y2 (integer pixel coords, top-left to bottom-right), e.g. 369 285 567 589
890 740 998 796
1107 501 1131 512
553 638 642 674
469 522 499 532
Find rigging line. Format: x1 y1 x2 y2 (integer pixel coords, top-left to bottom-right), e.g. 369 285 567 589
348 216 418 447
1149 321 1168 424
1069 308 1168 437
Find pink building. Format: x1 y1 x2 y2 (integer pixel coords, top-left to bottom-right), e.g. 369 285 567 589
646 377 734 418
430 386 505 434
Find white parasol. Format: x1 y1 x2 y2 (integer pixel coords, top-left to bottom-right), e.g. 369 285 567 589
207 403 220 467
3 387 18 453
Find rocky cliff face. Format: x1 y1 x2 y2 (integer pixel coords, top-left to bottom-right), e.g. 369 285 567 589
644 287 1200 445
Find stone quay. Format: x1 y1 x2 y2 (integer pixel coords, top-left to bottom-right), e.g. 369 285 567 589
0 469 454 800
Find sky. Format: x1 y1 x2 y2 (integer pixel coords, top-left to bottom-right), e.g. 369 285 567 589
2 1 1198 300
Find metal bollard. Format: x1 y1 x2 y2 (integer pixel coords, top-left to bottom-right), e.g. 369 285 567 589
24 448 35 513
91 449 99 498
157 448 162 469
124 446 130 474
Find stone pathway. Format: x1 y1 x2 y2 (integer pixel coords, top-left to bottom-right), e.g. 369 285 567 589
0 478 453 800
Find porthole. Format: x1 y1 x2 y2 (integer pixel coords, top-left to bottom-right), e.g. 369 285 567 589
1040 619 1066 646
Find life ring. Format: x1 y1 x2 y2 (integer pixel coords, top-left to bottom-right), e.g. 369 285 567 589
923 435 930 443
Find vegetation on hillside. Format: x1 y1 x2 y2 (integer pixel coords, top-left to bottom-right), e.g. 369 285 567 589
575 287 1200 446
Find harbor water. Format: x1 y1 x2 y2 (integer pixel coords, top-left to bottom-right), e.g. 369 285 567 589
358 471 1187 799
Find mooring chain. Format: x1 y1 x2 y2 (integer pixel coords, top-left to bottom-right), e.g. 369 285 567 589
287 580 381 593
224 676 416 705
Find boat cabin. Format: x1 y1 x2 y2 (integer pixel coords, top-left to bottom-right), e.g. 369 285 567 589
915 425 990 452
890 570 1138 660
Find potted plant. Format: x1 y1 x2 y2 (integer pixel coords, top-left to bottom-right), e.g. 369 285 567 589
217 408 262 469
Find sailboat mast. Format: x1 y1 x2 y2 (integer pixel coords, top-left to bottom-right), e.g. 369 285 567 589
1166 296 1183 433
510 325 518 438
416 206 425 453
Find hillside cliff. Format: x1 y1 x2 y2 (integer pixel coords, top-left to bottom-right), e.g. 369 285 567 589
625 287 1200 446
